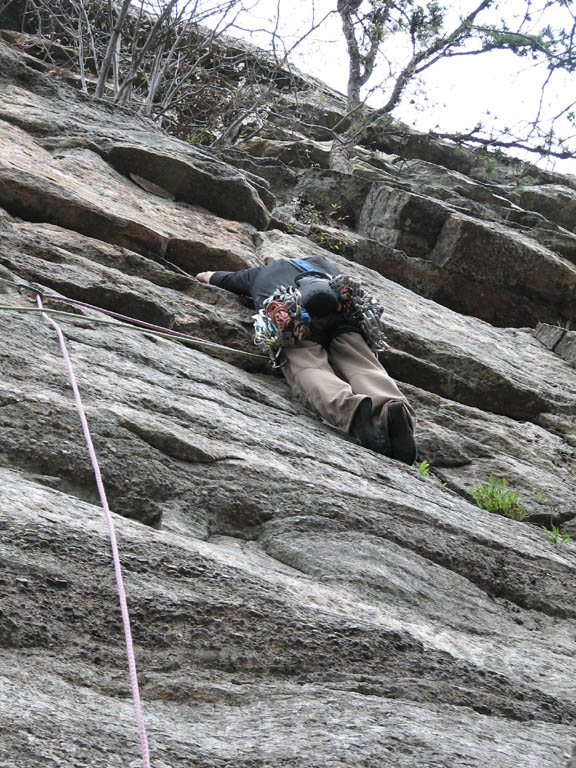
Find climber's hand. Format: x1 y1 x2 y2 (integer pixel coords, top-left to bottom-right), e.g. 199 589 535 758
196 272 215 284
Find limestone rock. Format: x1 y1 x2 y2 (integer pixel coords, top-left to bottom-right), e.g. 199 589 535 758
295 169 374 229
1 30 576 768
0 40 272 230
556 331 576 367
358 185 576 326
107 143 273 229
269 89 351 140
242 137 332 169
535 323 569 351
536 323 576 368
399 159 517 213
0 120 260 273
518 184 576 232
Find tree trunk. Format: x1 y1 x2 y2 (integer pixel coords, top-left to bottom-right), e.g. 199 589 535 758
332 2 365 173
329 130 354 173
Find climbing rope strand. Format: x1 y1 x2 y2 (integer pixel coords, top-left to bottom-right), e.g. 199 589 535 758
0 304 266 358
36 294 151 768
0 276 266 358
0 276 32 293
40 292 221 342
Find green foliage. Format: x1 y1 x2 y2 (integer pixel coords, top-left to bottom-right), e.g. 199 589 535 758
186 132 211 145
301 200 349 226
299 199 353 253
414 459 430 476
328 202 349 224
479 19 576 74
469 475 530 521
481 30 543 57
338 1 576 166
514 174 537 189
533 486 552 504
541 525 572 547
484 156 498 177
313 229 353 253
407 1 444 45
301 201 321 227
413 459 447 486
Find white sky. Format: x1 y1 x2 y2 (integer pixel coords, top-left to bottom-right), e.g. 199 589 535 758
225 0 576 176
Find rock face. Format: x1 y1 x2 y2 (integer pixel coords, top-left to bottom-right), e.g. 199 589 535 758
1 34 576 768
536 323 576 368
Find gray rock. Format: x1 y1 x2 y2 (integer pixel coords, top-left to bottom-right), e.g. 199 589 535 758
535 324 576 368
295 169 374 229
358 184 576 326
556 330 576 367
107 143 273 229
0 121 260 272
518 184 576 232
535 323 568 351
527 226 576 267
242 136 332 169
0 39 272 229
1 32 576 768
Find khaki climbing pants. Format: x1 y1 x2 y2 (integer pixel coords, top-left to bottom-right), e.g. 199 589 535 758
282 331 415 434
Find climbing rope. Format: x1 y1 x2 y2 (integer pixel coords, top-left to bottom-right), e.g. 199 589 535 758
0 304 267 357
0 272 269 766
0 276 267 359
36 292 151 768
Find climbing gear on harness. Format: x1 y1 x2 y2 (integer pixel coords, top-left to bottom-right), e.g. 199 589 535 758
330 274 388 353
290 262 388 349
252 264 388 366
253 283 311 368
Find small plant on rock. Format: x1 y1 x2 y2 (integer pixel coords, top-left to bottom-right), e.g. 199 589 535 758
484 156 498 177
314 230 353 253
541 525 572 547
413 459 448 487
469 475 530 521
328 202 350 225
414 459 431 477
302 201 321 227
533 486 552 504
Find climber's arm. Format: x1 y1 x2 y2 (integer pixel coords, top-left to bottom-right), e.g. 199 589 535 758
196 267 261 297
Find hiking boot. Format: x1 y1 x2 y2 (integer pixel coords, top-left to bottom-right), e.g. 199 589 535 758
387 400 417 465
351 398 390 455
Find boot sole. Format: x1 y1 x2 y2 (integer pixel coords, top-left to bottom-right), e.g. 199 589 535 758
352 399 391 455
388 402 417 465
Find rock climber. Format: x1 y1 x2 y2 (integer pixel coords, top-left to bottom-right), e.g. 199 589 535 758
196 254 416 464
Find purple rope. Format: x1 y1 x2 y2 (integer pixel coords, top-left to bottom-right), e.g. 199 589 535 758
41 292 220 345
37 295 151 768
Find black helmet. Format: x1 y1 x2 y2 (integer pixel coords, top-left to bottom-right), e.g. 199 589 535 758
297 275 340 317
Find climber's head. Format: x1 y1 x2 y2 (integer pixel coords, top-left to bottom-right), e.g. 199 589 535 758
298 276 340 318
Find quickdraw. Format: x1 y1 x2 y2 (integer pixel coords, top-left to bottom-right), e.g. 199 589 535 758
252 274 388 367
330 274 388 352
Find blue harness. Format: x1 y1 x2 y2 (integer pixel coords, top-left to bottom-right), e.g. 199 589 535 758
290 258 330 276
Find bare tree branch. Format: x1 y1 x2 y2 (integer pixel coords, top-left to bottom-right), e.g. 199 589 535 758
95 0 132 98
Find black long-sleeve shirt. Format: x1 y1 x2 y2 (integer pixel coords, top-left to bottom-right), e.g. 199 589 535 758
209 254 340 310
